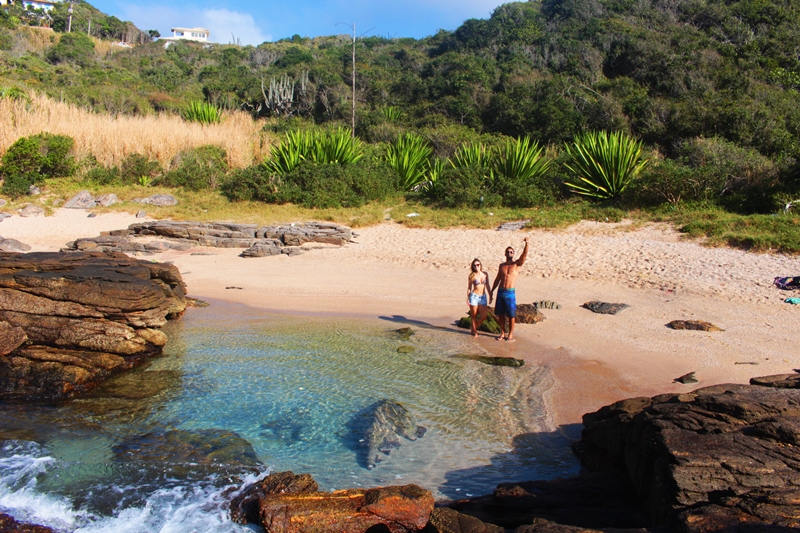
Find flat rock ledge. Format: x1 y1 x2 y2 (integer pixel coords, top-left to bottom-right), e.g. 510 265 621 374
63 220 355 257
230 471 435 533
0 251 186 401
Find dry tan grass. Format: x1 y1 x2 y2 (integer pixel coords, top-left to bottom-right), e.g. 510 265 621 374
0 93 272 168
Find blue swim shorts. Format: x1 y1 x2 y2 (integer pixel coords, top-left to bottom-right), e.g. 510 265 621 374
495 288 517 318
469 292 487 307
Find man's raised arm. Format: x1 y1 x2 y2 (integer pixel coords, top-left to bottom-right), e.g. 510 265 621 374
516 237 530 266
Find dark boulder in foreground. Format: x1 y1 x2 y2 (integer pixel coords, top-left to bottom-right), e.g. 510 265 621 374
232 471 434 533
451 373 800 532
0 251 186 401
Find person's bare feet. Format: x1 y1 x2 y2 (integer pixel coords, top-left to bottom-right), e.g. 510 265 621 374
505 336 515 342
471 331 479 337
496 335 505 341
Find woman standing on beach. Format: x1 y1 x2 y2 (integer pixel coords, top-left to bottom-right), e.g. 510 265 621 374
467 258 493 337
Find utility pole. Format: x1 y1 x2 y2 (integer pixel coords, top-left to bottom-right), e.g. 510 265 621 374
67 0 74 33
336 22 374 138
350 22 355 137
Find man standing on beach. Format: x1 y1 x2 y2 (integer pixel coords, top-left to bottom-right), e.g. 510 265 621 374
491 237 529 341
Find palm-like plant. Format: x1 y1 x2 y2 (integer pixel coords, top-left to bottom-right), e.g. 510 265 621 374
493 137 550 182
182 101 222 125
564 131 648 199
263 130 313 175
386 133 434 191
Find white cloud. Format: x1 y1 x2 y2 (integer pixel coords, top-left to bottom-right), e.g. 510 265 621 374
115 3 270 45
201 8 270 46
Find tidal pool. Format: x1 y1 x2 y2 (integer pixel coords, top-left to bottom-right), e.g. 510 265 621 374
0 302 579 532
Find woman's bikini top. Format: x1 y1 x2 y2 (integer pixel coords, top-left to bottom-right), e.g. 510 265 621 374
472 274 486 287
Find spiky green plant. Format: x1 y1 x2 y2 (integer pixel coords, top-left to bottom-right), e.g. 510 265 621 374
263 129 364 175
493 136 550 182
263 130 313 175
182 101 222 125
422 157 446 193
311 128 364 165
386 133 434 191
451 142 493 169
564 131 648 199
382 106 403 122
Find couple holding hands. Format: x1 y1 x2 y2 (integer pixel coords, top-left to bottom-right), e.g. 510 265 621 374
467 237 529 342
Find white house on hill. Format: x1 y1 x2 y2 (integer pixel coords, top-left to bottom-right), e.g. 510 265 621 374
2 0 62 11
162 27 210 43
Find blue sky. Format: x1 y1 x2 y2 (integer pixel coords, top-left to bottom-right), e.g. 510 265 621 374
89 0 510 46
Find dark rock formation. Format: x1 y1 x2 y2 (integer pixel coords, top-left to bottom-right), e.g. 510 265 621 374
577 374 800 530
238 472 434 533
0 251 186 401
674 371 698 384
441 374 800 533
533 300 561 310
582 301 630 315
667 320 723 332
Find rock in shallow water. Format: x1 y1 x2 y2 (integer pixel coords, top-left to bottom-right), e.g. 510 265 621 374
0 251 186 401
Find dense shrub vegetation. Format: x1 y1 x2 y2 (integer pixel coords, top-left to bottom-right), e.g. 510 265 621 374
0 133 74 197
1 0 799 217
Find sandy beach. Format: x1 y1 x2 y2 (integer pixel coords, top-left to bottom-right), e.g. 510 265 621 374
2 209 798 427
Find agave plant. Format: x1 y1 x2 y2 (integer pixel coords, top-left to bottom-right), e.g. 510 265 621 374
263 130 314 175
182 101 222 125
421 157 446 193
451 142 493 170
493 137 550 182
382 106 403 123
564 131 648 200
386 133 434 191
311 128 364 165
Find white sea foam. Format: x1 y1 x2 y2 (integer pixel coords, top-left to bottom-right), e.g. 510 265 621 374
0 441 268 533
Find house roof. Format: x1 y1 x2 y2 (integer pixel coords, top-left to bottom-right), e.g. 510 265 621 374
171 27 210 33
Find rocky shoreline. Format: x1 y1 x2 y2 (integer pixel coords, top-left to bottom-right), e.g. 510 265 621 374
0 251 186 401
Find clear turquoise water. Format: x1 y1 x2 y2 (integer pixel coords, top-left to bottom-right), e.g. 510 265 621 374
0 302 579 532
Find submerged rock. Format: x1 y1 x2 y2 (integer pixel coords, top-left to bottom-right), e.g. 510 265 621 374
395 327 415 340
113 428 260 467
453 354 525 368
356 399 427 469
0 513 54 533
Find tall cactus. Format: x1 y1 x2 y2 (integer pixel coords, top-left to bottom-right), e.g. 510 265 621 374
261 71 310 117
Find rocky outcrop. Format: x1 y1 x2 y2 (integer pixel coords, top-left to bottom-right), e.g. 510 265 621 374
582 301 630 314
577 375 800 529
232 471 435 533
64 220 355 257
441 374 800 533
0 251 186 401
667 320 723 331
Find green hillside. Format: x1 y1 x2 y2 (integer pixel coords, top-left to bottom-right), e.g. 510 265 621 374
1 0 799 223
